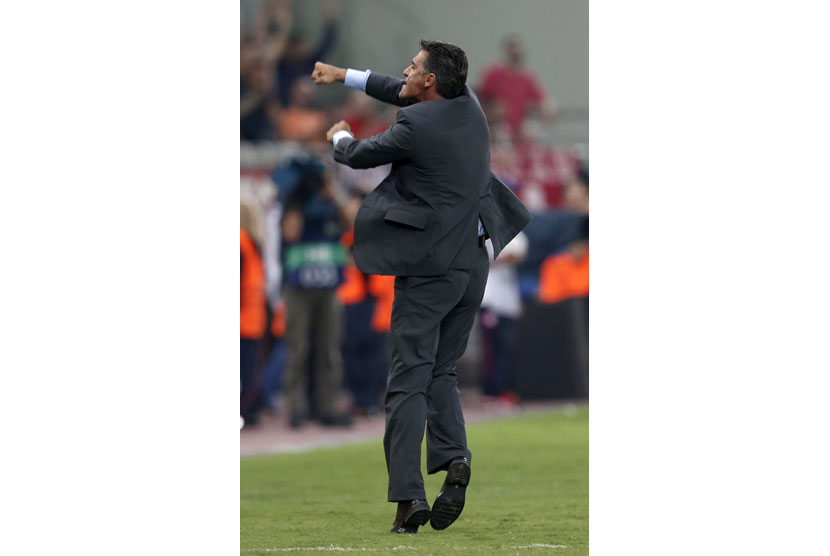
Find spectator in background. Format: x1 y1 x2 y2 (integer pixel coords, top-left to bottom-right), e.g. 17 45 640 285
261 0 293 44
336 98 394 195
240 46 282 142
240 201 268 426
241 35 262 81
477 35 557 137
275 2 339 107
563 165 589 215
279 80 330 144
240 2 292 142
250 0 293 66
337 227 388 417
512 120 579 211
538 165 589 305
340 91 388 139
537 239 588 305
278 156 354 428
259 180 288 416
479 232 529 405
367 273 395 355
258 299 287 414
489 141 521 191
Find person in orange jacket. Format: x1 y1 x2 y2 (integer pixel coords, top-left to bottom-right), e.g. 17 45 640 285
537 242 589 305
337 229 392 416
241 202 268 426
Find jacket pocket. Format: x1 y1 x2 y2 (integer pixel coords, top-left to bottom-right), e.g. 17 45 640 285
383 208 428 230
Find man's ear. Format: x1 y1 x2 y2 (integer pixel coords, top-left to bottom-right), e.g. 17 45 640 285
425 73 436 89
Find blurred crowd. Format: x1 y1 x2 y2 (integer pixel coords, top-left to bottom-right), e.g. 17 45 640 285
240 1 589 429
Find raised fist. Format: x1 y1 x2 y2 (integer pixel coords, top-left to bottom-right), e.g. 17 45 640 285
312 61 345 85
326 120 352 143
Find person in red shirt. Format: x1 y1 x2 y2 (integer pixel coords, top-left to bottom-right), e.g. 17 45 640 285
476 35 557 137
340 91 388 140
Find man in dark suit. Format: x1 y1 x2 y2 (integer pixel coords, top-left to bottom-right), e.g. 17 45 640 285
312 40 531 534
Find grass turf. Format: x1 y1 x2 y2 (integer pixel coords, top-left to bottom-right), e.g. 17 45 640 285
241 405 588 555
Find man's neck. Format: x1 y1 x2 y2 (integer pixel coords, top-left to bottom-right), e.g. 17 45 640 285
418 89 445 102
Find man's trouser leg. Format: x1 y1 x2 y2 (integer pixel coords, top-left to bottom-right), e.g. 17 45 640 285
283 286 313 418
426 246 489 474
384 267 475 502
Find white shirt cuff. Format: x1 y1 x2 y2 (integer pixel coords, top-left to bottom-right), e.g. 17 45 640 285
344 68 372 91
332 130 354 146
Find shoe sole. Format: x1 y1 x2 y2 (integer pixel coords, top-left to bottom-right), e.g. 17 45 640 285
392 507 430 534
430 461 471 530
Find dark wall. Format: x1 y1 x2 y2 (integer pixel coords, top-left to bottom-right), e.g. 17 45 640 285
512 297 588 400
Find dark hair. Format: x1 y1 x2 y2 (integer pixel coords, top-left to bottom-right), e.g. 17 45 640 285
419 39 468 99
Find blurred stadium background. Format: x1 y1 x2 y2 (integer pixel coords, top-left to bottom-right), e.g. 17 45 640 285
239 0 588 434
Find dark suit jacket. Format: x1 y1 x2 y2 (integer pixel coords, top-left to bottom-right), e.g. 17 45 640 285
334 73 531 276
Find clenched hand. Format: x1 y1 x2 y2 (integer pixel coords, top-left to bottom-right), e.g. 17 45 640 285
326 120 352 143
312 62 346 85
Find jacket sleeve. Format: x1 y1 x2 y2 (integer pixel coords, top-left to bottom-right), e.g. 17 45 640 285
365 73 418 107
333 111 414 169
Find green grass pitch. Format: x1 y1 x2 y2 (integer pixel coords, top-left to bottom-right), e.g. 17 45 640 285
241 405 588 555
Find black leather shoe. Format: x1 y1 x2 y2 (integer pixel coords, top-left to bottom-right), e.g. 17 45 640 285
430 456 470 530
390 499 430 533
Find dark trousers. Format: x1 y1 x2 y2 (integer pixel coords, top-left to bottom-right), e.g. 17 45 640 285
384 246 489 501
479 310 518 396
261 337 286 410
240 337 261 421
282 286 344 419
343 299 386 411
